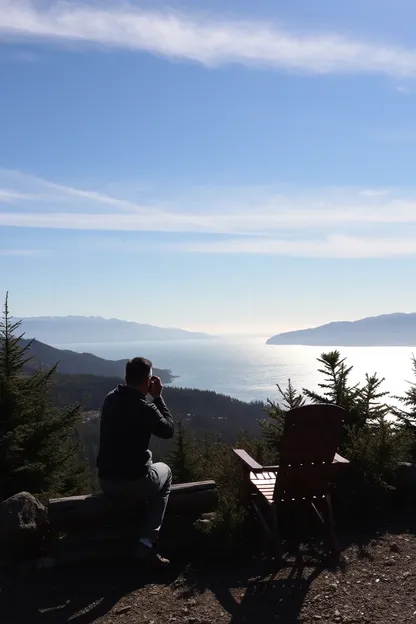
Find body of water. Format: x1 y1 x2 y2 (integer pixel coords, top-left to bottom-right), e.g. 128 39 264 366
51 337 416 404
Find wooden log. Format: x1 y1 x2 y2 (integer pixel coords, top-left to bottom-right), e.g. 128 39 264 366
48 480 218 532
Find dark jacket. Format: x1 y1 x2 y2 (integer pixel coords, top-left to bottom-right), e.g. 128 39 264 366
96 384 174 480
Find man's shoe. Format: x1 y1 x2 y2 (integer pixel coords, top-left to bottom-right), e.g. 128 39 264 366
135 542 170 567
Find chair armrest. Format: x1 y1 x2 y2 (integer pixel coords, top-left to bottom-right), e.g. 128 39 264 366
233 449 264 471
333 452 349 464
265 454 349 468
263 454 348 468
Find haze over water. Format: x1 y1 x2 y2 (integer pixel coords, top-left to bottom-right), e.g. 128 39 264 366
52 337 416 404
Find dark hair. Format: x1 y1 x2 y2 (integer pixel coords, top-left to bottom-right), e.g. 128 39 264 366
125 357 152 385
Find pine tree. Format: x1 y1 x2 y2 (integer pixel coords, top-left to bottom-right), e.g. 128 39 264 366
167 419 198 483
355 373 390 423
344 415 411 493
393 354 416 458
0 294 88 500
303 351 360 409
302 350 383 434
394 355 416 426
259 378 305 460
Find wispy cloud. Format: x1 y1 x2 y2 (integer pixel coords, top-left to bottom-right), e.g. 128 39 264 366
3 168 416 258
0 248 48 256
1 1 416 77
2 169 416 233
0 168 156 214
396 85 412 94
4 204 416 233
168 235 416 259
0 189 38 203
82 234 416 259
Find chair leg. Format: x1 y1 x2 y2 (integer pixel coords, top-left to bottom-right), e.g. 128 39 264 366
322 493 340 558
251 500 282 561
270 504 282 561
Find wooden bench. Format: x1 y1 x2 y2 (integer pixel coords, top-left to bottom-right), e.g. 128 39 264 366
47 480 218 564
49 480 218 532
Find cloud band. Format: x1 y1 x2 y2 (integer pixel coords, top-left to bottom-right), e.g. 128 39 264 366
1 1 416 77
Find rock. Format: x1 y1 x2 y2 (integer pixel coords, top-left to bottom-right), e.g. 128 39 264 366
115 606 132 615
195 519 212 529
0 492 48 559
390 542 400 553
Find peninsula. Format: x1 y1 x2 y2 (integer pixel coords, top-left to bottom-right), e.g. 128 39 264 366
266 313 416 346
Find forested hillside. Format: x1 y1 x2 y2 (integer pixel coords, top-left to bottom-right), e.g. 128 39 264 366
51 373 265 474
51 373 263 434
20 338 174 381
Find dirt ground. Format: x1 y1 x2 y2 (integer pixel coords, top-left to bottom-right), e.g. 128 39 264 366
1 517 416 624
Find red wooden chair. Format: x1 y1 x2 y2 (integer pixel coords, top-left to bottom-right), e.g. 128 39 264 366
233 403 349 558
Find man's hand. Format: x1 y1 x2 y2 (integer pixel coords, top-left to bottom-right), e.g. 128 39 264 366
149 375 163 399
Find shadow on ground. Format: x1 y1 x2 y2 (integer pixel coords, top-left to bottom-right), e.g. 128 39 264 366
1 505 414 624
0 554 338 624
1 560 152 624
182 553 342 624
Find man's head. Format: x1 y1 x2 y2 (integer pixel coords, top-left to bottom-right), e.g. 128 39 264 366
125 357 152 394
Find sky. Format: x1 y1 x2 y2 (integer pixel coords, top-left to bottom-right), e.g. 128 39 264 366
2 1 416 335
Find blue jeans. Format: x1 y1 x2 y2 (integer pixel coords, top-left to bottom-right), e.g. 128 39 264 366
99 462 172 542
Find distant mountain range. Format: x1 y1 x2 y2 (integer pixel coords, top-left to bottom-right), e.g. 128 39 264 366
266 313 416 347
18 316 210 344
21 338 175 383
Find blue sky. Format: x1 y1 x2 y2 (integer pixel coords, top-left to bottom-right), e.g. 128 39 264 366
2 0 416 335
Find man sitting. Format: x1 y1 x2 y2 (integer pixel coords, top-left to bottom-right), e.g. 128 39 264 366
97 357 174 566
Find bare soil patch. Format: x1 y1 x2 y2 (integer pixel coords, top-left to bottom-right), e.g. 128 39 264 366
1 514 416 624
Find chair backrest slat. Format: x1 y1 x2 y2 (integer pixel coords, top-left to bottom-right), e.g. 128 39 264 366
274 404 346 502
